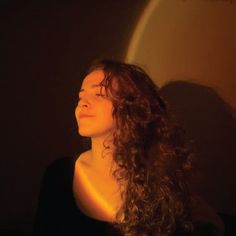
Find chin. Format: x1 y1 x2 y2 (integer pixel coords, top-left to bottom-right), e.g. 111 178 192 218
78 128 114 139
78 129 92 137
78 128 98 137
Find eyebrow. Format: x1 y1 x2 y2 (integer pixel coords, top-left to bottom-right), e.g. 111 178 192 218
79 84 104 93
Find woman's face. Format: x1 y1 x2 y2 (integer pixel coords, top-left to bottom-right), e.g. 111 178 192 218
75 70 115 138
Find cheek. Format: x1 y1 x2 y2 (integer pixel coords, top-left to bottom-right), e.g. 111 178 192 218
101 103 114 122
75 105 80 122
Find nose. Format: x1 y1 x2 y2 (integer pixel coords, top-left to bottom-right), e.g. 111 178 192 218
78 96 90 108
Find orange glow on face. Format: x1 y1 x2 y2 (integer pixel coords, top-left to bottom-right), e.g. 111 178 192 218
75 70 115 138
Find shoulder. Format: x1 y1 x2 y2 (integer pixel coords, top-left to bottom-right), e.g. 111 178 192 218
40 155 79 192
75 150 92 164
44 156 75 178
42 150 91 185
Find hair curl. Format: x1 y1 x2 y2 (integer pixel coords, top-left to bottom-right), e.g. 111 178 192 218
86 59 194 236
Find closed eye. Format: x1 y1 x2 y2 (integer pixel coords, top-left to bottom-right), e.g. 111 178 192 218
95 93 106 97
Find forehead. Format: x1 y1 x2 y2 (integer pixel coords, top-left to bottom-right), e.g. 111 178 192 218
81 70 105 88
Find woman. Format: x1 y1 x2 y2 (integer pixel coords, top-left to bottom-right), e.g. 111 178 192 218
34 60 223 236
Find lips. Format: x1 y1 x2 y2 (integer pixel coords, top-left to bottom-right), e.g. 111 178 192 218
79 113 95 119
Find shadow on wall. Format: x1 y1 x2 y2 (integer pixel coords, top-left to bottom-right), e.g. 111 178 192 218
160 81 236 215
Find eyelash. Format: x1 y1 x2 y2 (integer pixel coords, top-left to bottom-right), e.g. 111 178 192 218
95 93 105 97
78 93 105 101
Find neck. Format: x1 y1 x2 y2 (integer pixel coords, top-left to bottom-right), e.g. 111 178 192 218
88 134 116 175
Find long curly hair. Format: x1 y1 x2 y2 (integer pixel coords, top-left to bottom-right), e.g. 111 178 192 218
86 59 194 236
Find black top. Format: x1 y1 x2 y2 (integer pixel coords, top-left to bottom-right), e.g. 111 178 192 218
33 154 223 236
